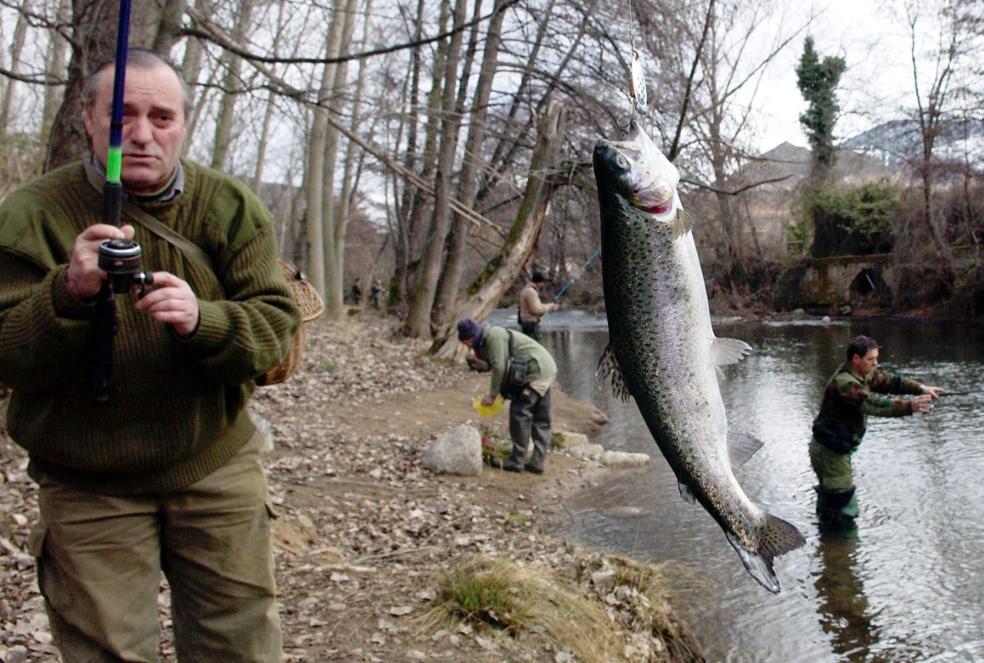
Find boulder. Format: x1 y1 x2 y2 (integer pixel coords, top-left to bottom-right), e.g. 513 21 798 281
566 444 604 459
551 431 590 449
599 451 651 467
421 424 483 476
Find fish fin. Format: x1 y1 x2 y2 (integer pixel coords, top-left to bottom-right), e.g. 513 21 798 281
596 344 632 402
711 337 753 366
677 481 695 504
728 430 764 469
725 513 806 594
670 207 695 239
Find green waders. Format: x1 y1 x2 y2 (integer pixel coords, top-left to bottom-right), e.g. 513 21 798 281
809 438 860 523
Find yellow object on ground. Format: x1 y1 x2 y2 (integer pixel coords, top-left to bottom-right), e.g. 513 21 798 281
472 395 504 417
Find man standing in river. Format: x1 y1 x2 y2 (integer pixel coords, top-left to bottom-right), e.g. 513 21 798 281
810 335 944 524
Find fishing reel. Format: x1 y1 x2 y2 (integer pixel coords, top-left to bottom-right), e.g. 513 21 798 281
98 238 153 296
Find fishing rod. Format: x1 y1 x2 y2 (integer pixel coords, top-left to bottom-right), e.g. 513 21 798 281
91 0 153 401
939 390 984 397
553 246 601 302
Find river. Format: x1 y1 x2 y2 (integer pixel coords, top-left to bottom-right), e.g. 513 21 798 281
490 309 984 662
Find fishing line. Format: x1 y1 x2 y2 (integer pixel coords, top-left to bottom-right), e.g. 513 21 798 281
621 0 647 118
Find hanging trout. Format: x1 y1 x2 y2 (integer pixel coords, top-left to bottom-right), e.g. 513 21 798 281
593 121 805 593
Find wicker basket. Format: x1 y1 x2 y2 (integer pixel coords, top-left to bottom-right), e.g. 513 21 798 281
256 260 325 386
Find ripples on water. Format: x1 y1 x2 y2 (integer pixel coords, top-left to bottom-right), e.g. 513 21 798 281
490 310 984 662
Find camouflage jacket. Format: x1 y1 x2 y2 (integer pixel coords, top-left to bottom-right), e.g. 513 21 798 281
811 364 923 454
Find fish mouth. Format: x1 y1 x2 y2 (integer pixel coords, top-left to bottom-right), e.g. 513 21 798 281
640 201 672 215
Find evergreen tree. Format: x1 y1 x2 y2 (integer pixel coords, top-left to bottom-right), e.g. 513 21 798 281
795 37 846 183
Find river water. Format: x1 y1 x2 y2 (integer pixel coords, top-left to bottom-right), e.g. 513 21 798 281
489 309 984 662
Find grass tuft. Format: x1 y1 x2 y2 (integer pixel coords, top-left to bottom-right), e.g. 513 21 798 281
417 556 626 662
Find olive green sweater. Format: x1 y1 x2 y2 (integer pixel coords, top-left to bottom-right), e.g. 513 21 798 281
479 326 557 397
0 160 300 494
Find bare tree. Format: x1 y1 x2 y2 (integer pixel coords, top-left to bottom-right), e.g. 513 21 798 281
431 102 567 358
209 0 255 170
320 0 359 318
0 2 29 134
904 0 974 269
432 0 509 328
404 0 469 338
39 0 71 144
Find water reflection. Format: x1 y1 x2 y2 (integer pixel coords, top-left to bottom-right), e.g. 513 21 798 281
487 309 984 662
813 522 881 661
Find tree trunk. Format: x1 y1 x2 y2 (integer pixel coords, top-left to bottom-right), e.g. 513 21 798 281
40 0 71 144
251 0 288 193
431 0 508 329
404 0 469 338
0 5 29 135
334 0 373 294
476 0 557 203
210 0 255 170
302 2 348 296
321 0 359 319
393 0 451 312
44 0 161 171
431 102 566 359
151 0 186 54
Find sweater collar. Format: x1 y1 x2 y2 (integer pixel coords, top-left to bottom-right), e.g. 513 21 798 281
84 156 185 202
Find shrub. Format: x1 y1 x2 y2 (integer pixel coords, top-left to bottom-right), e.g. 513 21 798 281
809 182 900 257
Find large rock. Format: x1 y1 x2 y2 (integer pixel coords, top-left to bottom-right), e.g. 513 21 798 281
420 424 483 476
566 443 604 459
599 451 650 467
551 431 590 449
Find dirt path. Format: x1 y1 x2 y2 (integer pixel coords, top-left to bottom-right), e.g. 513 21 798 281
0 317 701 662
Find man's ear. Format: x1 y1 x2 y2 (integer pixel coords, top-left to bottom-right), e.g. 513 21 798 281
82 105 94 137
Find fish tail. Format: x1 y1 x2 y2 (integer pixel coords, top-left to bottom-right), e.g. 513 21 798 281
726 513 805 594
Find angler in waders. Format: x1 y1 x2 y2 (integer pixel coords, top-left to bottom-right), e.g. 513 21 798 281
518 271 558 341
457 318 557 474
810 335 944 525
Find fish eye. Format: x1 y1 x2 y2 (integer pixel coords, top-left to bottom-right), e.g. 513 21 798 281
614 154 629 170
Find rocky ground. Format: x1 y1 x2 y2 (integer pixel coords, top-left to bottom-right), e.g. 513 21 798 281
0 314 702 662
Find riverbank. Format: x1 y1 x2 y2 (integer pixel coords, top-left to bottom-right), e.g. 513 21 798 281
0 315 702 662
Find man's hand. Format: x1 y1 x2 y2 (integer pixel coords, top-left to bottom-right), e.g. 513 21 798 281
481 394 495 407
920 385 945 398
911 394 935 414
135 271 200 337
65 224 136 299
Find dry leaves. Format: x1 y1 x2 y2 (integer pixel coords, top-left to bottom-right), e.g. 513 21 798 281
0 315 699 662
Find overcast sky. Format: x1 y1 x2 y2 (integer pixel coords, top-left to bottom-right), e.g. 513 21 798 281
751 0 920 151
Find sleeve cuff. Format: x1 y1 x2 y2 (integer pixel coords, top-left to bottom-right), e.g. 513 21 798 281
50 265 96 320
182 299 226 350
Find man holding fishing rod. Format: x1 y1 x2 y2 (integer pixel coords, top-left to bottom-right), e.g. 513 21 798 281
810 335 945 526
0 49 298 661
518 270 558 341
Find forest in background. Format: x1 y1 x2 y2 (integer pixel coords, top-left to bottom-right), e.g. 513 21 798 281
0 0 982 354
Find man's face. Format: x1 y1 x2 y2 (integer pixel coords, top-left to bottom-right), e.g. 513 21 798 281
83 63 187 195
852 348 879 378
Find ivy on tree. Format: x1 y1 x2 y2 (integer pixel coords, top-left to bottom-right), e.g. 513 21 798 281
795 36 846 183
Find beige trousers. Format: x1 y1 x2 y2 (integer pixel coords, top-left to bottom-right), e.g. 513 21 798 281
28 432 282 662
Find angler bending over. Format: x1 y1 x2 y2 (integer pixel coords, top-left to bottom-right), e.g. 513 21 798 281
458 318 557 474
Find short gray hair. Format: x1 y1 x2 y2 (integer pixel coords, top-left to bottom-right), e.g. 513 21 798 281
82 48 193 120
